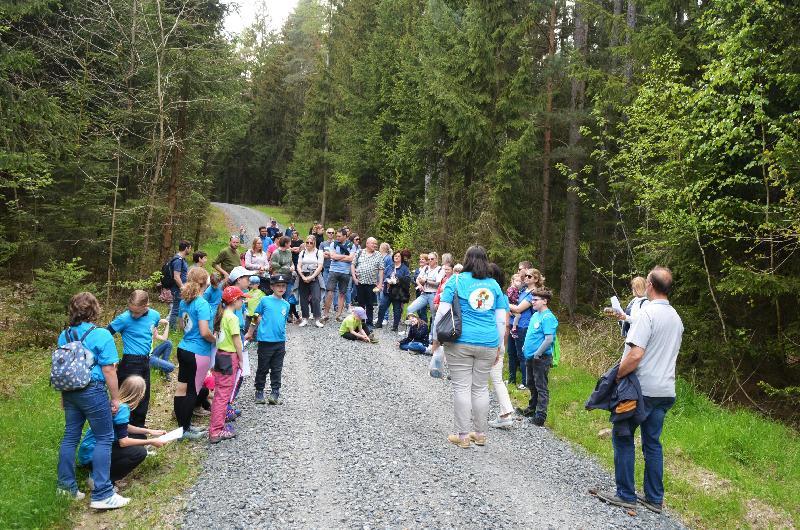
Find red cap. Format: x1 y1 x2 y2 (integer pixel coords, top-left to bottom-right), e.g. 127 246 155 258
222 286 250 303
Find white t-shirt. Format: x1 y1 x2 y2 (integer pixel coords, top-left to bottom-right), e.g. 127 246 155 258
421 265 444 293
298 248 323 275
623 299 684 397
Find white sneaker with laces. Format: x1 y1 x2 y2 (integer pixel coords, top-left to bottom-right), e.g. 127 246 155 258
90 493 130 510
314 319 324 328
489 416 514 429
298 318 308 327
57 488 85 500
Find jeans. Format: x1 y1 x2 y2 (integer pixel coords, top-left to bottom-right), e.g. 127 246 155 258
507 328 521 383
169 287 181 327
526 356 552 420
613 396 676 503
117 354 150 430
377 295 403 329
254 341 286 394
210 352 239 436
149 341 174 373
445 342 496 434
513 327 529 386
399 341 427 353
355 283 377 329
407 292 435 325
58 382 114 501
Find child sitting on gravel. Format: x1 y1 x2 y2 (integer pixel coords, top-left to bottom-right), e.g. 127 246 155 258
339 307 377 343
398 312 428 353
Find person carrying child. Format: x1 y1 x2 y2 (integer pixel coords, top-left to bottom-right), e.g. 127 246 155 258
245 273 290 405
107 290 161 433
339 306 377 343
210 286 249 443
78 376 167 491
398 312 429 353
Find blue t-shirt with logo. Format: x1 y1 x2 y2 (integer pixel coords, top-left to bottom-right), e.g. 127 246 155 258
57 323 119 382
329 240 354 274
77 404 130 465
203 285 223 318
522 308 559 360
516 289 535 329
254 295 290 342
108 308 161 356
178 297 213 356
440 272 509 348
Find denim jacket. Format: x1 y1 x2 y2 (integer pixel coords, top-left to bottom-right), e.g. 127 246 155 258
585 363 649 436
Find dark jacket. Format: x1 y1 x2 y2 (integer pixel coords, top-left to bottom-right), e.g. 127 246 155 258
388 264 412 303
400 322 429 346
585 363 648 437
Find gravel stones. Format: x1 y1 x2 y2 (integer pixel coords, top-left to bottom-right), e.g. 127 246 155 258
185 204 685 529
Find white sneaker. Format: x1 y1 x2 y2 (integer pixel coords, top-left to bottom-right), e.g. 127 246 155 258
90 493 130 510
57 488 85 500
489 416 514 430
298 318 308 327
314 319 324 328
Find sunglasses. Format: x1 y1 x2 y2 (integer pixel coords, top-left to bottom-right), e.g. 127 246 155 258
306 241 315 244
326 231 334 234
525 274 534 279
353 238 360 241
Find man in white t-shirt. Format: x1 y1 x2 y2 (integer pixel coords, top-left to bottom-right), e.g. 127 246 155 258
597 266 684 514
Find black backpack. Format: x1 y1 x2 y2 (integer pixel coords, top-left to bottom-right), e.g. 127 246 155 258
160 256 179 289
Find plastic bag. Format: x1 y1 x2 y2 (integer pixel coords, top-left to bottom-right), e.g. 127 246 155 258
429 345 444 378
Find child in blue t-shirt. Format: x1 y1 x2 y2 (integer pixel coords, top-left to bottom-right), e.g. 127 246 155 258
78 376 166 489
107 290 161 431
521 288 558 426
246 274 290 405
203 273 224 317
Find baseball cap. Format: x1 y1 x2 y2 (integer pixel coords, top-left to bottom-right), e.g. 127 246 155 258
270 273 289 285
228 266 249 282
249 275 261 284
222 286 250 303
352 306 367 320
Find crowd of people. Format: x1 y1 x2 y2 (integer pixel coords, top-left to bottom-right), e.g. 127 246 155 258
54 217 683 517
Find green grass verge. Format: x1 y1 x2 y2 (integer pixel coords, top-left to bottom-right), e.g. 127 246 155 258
502 322 799 529
0 203 228 529
247 204 313 238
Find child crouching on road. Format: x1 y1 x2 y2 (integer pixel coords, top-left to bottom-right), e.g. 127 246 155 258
209 286 249 443
246 274 290 405
339 307 377 343
398 312 428 353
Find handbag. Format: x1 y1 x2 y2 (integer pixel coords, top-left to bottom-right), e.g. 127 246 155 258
435 277 462 343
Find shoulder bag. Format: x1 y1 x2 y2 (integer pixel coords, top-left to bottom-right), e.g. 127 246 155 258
435 277 462 343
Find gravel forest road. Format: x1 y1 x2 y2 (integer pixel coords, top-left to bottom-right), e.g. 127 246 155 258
185 204 684 529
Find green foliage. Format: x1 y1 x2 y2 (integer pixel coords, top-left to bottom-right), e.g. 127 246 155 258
116 271 163 292
24 259 96 339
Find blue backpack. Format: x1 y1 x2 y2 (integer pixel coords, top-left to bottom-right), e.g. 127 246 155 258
50 326 96 391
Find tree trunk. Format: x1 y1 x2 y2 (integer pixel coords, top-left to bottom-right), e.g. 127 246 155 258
539 0 557 273
560 0 589 315
161 80 188 261
625 0 636 81
107 135 121 305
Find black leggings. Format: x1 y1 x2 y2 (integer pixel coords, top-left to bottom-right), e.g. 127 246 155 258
174 348 197 431
117 354 150 437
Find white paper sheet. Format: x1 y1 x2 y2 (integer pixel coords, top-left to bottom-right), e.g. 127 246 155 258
610 296 623 313
240 347 251 377
156 427 183 444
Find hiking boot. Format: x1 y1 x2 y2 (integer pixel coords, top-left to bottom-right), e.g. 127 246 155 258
596 490 637 510
468 432 486 446
90 493 131 510
209 430 236 444
488 416 514 430
447 433 471 449
193 406 210 417
637 494 663 513
530 416 546 427
255 390 266 404
268 393 283 405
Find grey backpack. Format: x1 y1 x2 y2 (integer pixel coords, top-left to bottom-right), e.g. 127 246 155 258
50 326 96 391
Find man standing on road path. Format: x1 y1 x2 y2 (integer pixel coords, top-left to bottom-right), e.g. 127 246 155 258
258 226 272 249
351 237 384 332
168 240 192 327
597 266 684 514
323 229 354 322
266 220 281 240
212 235 241 278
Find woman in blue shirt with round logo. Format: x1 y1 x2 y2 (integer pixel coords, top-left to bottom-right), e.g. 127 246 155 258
432 246 509 449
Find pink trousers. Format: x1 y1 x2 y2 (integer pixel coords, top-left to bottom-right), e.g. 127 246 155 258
210 352 239 436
